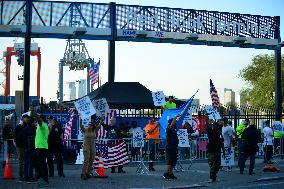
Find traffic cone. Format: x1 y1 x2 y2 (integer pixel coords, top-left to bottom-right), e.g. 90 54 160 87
3 154 14 179
94 153 108 178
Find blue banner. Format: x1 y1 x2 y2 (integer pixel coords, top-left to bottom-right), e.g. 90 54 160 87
159 91 198 139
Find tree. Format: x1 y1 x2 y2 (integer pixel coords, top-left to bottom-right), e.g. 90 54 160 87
239 54 284 108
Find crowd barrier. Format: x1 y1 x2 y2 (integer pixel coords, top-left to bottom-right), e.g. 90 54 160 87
1 137 284 166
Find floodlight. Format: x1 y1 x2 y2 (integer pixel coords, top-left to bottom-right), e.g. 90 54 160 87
185 33 199 40
233 36 247 43
73 27 87 36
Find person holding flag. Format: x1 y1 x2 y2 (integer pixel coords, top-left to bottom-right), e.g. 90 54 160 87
163 115 179 180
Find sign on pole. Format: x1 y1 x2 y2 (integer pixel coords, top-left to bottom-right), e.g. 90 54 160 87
133 129 144 148
273 121 284 134
221 147 235 166
177 129 190 147
152 91 166 106
74 96 96 119
205 105 221 120
92 98 110 116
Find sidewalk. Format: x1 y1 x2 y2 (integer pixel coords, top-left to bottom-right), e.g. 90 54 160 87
1 159 284 189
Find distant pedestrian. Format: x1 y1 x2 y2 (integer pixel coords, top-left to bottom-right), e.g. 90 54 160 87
163 96 176 110
2 121 14 157
239 124 261 175
236 119 249 167
206 119 225 182
263 120 274 164
47 117 65 177
163 116 179 180
14 115 29 182
80 116 102 180
222 118 235 170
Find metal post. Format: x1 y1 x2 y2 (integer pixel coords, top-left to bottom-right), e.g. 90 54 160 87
108 2 116 83
274 16 282 121
59 61 64 103
275 48 282 121
23 0 33 112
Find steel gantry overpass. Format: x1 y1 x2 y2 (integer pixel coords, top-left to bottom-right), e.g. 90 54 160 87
0 0 282 120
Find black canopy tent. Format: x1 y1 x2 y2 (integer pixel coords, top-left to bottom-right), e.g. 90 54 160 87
63 82 156 109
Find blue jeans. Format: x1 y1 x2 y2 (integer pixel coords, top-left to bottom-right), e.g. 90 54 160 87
24 150 34 180
240 152 255 173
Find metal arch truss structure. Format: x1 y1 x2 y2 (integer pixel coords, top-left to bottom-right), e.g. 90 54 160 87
0 0 282 119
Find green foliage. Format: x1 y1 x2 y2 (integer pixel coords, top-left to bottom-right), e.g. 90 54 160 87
239 54 284 108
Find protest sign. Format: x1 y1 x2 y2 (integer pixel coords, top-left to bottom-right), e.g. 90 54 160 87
221 147 235 166
152 91 166 106
205 105 221 120
92 98 110 116
133 129 144 147
74 96 96 119
273 121 284 134
177 129 190 147
182 109 192 125
77 117 91 140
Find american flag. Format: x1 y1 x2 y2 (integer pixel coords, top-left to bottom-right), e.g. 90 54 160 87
89 59 100 89
94 141 129 169
64 108 76 147
210 79 220 109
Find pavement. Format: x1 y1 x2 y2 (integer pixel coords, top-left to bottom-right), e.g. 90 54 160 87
1 159 284 189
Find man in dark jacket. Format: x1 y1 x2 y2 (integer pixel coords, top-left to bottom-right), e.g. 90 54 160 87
47 117 65 177
206 119 225 182
14 115 29 181
22 117 37 183
240 124 261 175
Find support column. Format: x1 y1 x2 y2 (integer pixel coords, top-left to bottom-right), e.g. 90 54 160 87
59 60 64 103
36 48 41 98
23 0 33 112
275 48 282 121
108 41 115 82
108 2 116 83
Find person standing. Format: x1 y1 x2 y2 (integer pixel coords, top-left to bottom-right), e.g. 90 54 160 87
22 117 37 183
163 116 179 180
34 114 50 187
222 118 235 170
103 117 126 173
80 117 102 180
14 115 29 182
47 117 65 177
240 124 261 175
163 96 176 110
236 119 249 167
2 121 14 159
206 119 225 182
263 120 274 164
144 118 160 171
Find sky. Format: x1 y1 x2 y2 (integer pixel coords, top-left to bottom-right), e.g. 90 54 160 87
0 0 283 105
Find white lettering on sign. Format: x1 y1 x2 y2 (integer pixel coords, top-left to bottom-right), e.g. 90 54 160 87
126 12 272 36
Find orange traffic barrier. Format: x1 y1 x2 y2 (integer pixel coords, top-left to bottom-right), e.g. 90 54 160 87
3 154 14 179
95 153 108 178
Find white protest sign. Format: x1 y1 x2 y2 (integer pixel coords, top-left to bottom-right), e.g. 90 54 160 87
74 96 96 119
77 117 91 140
205 105 221 120
133 129 144 147
177 129 190 147
221 147 235 166
182 109 193 125
273 121 284 134
152 91 166 106
92 98 110 116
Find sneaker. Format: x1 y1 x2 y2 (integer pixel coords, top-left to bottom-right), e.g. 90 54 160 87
38 178 49 188
169 174 177 179
26 178 37 184
118 169 126 173
163 173 170 180
18 177 24 182
80 174 88 180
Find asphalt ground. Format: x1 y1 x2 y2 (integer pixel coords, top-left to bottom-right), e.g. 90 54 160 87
1 159 284 189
